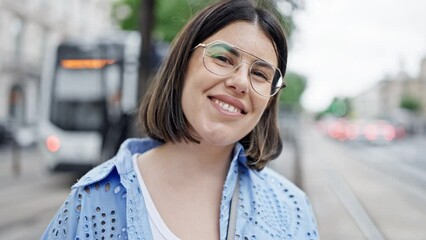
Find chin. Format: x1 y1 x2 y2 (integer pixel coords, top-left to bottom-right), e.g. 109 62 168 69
199 130 245 148
205 138 236 147
191 121 252 147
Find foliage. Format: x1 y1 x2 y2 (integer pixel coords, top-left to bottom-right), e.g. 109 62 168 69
316 97 352 119
279 72 306 110
154 0 214 42
400 95 421 113
112 0 301 43
112 0 214 42
112 0 140 30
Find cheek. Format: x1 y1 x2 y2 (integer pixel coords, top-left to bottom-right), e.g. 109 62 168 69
253 97 271 114
182 66 207 95
251 98 272 126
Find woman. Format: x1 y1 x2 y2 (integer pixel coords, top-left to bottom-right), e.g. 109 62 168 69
42 0 318 239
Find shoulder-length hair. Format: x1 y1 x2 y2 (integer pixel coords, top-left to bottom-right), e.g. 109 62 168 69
140 0 288 171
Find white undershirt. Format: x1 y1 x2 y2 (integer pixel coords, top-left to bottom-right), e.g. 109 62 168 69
132 154 181 240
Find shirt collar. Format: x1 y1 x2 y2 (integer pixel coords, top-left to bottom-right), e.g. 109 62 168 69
73 138 256 190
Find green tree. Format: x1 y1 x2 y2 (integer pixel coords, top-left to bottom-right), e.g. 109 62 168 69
400 95 421 113
112 0 214 42
279 72 306 110
112 0 140 30
316 97 352 119
154 0 214 42
112 0 301 43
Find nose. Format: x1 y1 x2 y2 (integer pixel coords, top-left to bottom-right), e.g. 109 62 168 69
225 61 251 94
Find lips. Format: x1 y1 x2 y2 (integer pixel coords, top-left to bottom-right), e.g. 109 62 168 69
209 95 247 114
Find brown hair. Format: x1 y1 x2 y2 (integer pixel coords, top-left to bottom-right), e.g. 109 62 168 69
139 0 287 171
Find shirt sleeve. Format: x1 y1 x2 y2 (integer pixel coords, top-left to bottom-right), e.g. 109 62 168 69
293 194 320 240
40 188 82 239
40 174 128 240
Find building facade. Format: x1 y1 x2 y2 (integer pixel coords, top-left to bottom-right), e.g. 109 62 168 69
0 0 114 145
351 58 426 133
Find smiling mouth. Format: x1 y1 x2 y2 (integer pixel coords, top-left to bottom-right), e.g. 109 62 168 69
209 97 246 114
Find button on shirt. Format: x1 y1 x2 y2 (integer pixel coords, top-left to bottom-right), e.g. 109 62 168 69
41 138 319 240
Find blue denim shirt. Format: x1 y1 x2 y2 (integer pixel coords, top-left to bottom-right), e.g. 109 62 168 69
42 138 319 240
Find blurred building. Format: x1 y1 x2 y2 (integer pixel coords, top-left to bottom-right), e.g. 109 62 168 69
0 0 115 145
352 58 426 133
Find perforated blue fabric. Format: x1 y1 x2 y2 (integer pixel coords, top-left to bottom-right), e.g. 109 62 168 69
41 138 318 240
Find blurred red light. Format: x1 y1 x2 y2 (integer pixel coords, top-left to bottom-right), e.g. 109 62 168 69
46 135 60 152
383 125 396 141
364 124 378 141
345 124 359 140
328 122 346 140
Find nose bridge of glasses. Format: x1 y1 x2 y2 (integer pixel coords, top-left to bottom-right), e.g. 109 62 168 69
234 59 251 70
234 60 252 79
240 60 252 66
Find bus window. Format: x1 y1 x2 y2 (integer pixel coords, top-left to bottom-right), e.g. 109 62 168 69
50 63 121 132
55 68 103 100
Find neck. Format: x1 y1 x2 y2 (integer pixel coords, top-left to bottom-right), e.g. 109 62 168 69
158 140 235 179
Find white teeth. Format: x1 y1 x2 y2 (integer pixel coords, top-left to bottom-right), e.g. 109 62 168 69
213 99 241 113
228 106 237 112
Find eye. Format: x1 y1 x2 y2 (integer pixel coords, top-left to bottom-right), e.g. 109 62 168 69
250 69 269 82
211 54 233 65
210 54 236 68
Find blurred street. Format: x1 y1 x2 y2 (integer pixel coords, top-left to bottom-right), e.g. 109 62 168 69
295 120 426 240
0 145 76 239
1 116 426 239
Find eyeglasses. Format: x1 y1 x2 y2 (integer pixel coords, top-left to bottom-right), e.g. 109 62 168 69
194 40 286 97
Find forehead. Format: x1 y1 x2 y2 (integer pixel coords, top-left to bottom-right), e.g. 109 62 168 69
203 21 278 66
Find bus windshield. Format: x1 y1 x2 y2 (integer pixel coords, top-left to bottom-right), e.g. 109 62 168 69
50 62 121 131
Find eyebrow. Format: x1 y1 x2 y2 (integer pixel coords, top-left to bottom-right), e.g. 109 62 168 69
217 42 240 58
231 43 275 68
207 41 278 68
253 60 275 69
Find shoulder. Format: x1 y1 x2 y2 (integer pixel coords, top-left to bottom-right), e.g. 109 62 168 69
244 166 309 207
72 137 162 189
72 158 120 189
42 138 162 239
69 157 130 213
41 164 129 239
257 167 310 207
73 158 128 213
238 166 319 239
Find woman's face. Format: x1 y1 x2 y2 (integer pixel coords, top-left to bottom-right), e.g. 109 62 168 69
182 21 278 147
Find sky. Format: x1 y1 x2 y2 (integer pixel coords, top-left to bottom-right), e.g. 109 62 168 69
286 0 426 112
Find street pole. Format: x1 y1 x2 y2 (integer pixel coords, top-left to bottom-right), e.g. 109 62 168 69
11 139 21 176
138 0 155 102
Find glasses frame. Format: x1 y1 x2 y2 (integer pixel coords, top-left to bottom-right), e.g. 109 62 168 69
194 40 286 97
